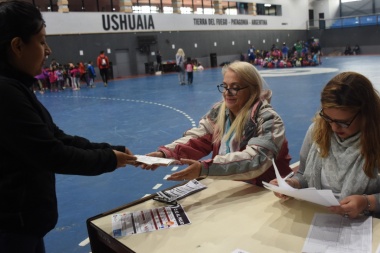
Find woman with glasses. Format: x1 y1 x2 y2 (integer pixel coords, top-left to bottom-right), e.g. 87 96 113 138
271 71 380 219
141 61 292 186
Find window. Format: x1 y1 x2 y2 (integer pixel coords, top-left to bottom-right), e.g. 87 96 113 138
256 3 282 16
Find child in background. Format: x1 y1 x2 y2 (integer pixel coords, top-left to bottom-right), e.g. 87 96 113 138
48 66 58 92
185 57 194 85
55 66 64 91
78 61 87 85
87 61 96 88
34 67 49 94
69 63 80 90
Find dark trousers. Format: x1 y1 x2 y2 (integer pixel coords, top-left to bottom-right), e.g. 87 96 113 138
187 72 193 84
0 232 45 253
99 68 108 83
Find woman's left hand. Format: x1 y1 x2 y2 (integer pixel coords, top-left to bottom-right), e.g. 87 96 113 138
167 158 201 181
328 195 366 219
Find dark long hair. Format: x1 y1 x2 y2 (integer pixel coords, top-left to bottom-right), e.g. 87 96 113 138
0 0 45 70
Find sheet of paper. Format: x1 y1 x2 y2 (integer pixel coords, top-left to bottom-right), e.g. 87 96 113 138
111 204 190 238
263 159 339 207
263 182 339 206
135 155 179 166
302 213 372 253
271 158 294 189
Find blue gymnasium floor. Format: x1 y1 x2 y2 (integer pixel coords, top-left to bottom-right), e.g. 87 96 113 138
37 55 380 253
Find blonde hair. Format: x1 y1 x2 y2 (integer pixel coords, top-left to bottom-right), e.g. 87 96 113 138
176 48 185 57
213 61 264 144
313 71 380 178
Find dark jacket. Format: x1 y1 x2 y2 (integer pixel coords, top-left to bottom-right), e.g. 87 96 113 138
0 68 124 237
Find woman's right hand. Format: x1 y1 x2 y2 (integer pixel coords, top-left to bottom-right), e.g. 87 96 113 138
268 178 293 200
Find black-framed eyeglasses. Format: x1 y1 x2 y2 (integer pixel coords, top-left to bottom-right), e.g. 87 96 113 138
217 84 248 96
319 109 360 128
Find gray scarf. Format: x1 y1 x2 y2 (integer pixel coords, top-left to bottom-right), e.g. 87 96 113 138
304 132 369 200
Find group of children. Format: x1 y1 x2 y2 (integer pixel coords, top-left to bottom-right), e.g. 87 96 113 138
259 51 320 68
243 39 322 69
34 60 97 94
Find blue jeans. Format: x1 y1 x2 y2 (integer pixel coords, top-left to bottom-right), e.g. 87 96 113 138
0 232 45 253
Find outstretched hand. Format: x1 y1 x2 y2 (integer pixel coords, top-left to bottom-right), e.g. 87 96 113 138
113 149 137 168
167 158 201 181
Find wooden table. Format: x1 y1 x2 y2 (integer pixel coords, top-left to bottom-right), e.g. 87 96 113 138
87 179 380 253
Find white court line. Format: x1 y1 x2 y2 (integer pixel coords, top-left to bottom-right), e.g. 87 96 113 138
79 237 90 246
259 67 338 77
153 183 162 189
171 166 179 171
163 175 170 180
142 194 151 198
43 95 197 128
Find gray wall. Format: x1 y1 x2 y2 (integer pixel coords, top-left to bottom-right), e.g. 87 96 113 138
47 25 380 77
47 30 306 77
308 26 380 55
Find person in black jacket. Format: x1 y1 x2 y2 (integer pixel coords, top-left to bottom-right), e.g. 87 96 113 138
0 1 137 252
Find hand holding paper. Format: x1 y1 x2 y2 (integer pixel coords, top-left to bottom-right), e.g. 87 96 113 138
136 155 180 166
263 159 340 207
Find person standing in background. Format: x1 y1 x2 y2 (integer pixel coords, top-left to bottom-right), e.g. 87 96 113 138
97 50 109 87
185 57 194 85
0 1 137 252
78 61 87 86
247 45 256 64
281 42 289 60
176 48 186 85
87 60 96 88
156 50 162 72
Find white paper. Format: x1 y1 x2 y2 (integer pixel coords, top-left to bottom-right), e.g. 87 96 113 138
136 155 179 166
263 158 340 207
302 213 372 253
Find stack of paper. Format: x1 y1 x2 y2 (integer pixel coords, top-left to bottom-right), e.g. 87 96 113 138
303 213 372 253
154 179 207 203
135 155 179 166
111 205 190 238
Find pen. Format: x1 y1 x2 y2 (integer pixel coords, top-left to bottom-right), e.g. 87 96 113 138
283 171 294 180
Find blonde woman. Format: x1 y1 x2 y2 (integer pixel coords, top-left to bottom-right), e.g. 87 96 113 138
142 61 292 186
176 48 186 85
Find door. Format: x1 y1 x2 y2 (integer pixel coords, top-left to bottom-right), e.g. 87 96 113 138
115 49 131 78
